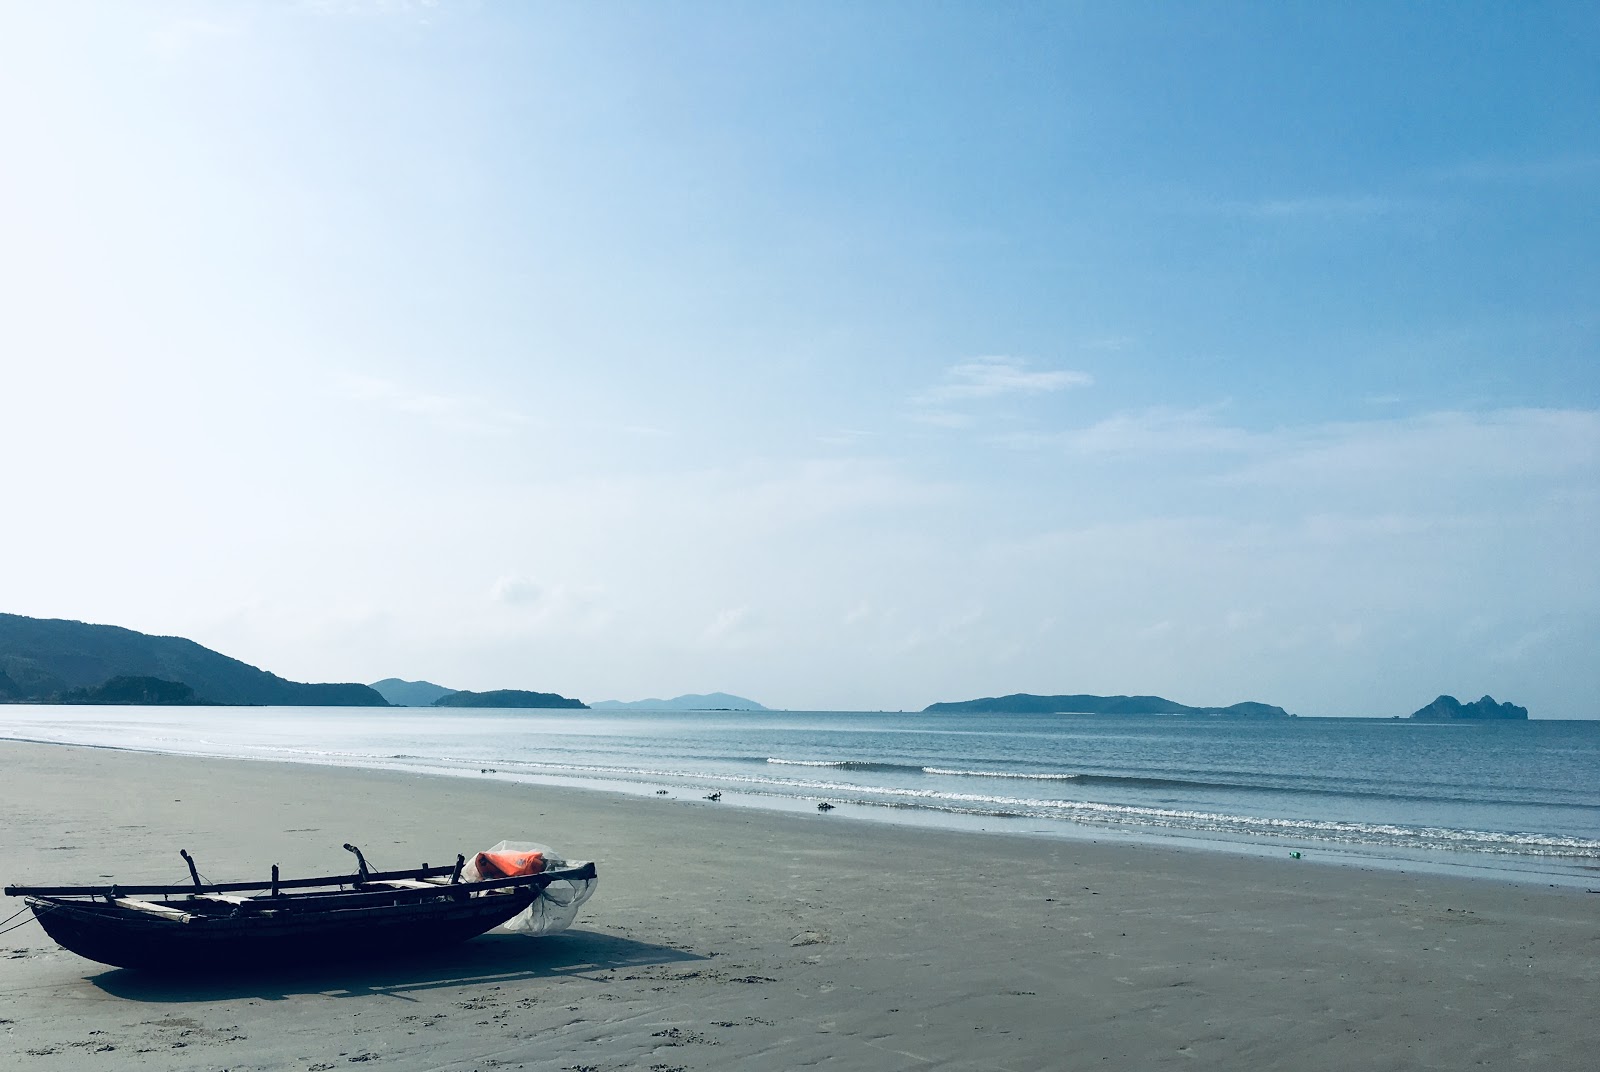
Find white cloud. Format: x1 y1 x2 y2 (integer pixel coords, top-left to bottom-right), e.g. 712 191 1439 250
490 575 541 605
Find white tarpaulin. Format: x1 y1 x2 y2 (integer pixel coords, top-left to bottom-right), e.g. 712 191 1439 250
463 840 598 937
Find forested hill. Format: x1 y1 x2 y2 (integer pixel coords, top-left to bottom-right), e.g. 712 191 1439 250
923 694 1290 717
370 677 458 707
0 613 388 706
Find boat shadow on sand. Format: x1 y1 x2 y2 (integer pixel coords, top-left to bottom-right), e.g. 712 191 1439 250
85 928 701 1003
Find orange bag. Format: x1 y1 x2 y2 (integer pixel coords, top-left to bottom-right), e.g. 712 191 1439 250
473 850 546 878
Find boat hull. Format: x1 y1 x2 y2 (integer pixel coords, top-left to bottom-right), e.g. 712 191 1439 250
27 889 539 972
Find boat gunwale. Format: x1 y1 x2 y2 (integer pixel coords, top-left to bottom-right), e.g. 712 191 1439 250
5 862 598 902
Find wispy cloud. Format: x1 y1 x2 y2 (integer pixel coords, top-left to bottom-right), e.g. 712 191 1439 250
147 16 244 61
489 575 611 635
701 606 753 647
1003 406 1600 487
490 574 542 605
910 357 1092 429
892 606 985 656
908 410 977 430
727 458 953 524
1061 405 1253 457
1079 334 1137 353
916 356 1092 405
1221 194 1406 220
816 428 874 447
301 0 442 19
1434 156 1600 185
1491 627 1557 664
335 373 528 435
842 600 873 626
1224 408 1600 489
995 404 1252 456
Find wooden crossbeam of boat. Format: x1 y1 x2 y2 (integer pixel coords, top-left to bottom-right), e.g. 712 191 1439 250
236 864 597 913
111 898 194 922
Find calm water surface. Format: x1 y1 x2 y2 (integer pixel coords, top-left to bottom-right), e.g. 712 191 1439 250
3 707 1597 885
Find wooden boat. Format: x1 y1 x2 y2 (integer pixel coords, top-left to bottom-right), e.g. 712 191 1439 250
3 844 598 972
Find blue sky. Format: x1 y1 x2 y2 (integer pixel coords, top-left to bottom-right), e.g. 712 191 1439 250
2 2 1595 715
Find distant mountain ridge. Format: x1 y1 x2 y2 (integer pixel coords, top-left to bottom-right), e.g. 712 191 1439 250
370 678 459 707
923 693 1291 717
590 692 768 711
0 613 388 706
432 689 587 709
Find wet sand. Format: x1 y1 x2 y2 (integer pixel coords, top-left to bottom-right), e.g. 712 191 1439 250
0 739 1595 1070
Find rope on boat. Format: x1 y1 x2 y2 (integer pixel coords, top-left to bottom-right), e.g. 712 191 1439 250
0 903 52 938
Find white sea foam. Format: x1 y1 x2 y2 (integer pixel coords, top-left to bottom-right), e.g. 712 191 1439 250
923 767 1082 780
468 759 1600 857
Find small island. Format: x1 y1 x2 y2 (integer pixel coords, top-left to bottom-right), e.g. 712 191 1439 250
590 692 768 712
1408 695 1528 721
432 689 588 710
923 693 1291 717
59 675 210 706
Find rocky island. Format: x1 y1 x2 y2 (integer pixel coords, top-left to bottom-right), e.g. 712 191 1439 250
1408 695 1529 721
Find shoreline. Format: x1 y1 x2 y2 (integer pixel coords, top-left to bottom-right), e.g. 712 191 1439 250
2 728 1595 892
3 739 1598 1070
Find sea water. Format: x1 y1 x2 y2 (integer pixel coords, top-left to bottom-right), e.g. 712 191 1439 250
3 706 1597 885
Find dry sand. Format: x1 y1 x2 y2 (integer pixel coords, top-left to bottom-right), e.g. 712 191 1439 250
0 740 1595 1071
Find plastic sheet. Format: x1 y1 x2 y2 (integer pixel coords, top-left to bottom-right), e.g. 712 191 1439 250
466 840 598 937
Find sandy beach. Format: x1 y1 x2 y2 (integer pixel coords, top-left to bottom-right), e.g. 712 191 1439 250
0 740 1595 1071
